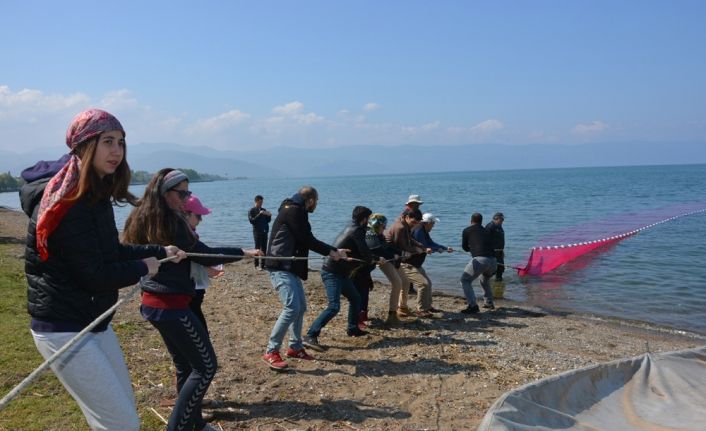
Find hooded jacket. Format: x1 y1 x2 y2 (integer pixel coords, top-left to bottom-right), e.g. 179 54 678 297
139 218 243 296
265 193 335 280
20 159 165 332
321 220 374 278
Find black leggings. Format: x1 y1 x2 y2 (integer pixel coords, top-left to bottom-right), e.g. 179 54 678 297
189 289 208 333
150 311 217 431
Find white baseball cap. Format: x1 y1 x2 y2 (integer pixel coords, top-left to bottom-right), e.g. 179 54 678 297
422 212 439 223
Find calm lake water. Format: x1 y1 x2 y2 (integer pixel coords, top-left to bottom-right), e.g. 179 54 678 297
3 164 705 334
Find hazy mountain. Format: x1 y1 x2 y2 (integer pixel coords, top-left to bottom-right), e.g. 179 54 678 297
2 141 704 178
127 149 281 178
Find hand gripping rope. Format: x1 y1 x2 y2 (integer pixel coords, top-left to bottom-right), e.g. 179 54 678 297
0 253 358 411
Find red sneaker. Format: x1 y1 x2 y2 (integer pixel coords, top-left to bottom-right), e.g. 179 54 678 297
262 351 288 370
285 347 315 360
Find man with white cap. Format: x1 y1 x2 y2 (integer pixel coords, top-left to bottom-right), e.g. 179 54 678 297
409 213 453 314
402 194 423 295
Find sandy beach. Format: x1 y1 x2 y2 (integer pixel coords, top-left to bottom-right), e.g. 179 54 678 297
2 207 704 430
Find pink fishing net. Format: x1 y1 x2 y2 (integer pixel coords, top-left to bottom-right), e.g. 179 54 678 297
517 204 706 276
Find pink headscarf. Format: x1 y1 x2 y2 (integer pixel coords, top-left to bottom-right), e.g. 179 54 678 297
35 109 124 261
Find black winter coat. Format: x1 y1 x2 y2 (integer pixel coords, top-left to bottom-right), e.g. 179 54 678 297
322 221 374 278
265 194 335 280
485 222 505 251
21 180 164 331
140 218 243 295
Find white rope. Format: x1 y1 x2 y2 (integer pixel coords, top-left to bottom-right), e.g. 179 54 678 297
0 255 178 412
186 252 320 261
185 252 366 263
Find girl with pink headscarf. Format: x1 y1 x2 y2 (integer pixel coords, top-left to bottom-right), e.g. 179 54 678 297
20 109 185 430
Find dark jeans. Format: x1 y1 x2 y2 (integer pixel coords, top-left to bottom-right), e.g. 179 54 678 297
253 230 268 268
353 272 372 313
494 250 505 279
150 311 217 431
307 270 361 337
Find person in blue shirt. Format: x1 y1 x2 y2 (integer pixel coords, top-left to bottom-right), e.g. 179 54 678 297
409 212 453 315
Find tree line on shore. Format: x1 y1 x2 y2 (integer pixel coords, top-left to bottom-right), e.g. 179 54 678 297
0 169 227 192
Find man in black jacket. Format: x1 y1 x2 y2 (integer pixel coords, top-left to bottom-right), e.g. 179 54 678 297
262 186 346 370
459 213 497 314
248 195 271 270
486 212 505 281
304 206 375 350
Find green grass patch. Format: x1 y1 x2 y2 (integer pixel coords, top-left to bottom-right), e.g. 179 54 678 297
0 245 172 430
0 244 87 430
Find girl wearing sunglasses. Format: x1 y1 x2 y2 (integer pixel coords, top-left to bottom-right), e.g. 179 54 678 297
123 168 260 431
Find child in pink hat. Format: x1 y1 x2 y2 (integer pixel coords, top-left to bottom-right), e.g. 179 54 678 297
183 195 223 331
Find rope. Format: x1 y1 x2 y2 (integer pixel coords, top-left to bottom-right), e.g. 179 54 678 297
0 255 178 412
185 252 366 263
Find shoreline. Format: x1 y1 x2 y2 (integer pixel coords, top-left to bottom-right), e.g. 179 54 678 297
432 288 706 341
2 206 704 430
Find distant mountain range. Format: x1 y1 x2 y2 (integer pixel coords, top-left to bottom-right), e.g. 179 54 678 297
3 141 704 178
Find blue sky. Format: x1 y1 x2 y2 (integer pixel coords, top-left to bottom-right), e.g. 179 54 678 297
2 1 705 155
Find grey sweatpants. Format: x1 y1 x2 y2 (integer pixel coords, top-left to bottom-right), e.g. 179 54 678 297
460 256 497 306
31 326 140 431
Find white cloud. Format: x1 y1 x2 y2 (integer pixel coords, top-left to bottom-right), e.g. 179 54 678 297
99 89 139 110
363 102 380 112
268 101 324 125
189 109 250 134
402 121 440 135
272 101 304 116
445 119 504 139
572 120 607 135
0 85 89 115
470 119 504 133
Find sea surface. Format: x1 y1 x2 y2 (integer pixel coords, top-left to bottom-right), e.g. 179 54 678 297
3 164 705 334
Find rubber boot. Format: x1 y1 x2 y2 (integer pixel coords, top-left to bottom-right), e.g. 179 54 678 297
358 310 367 331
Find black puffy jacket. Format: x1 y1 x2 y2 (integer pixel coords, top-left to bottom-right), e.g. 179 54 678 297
21 180 165 331
265 194 335 280
322 221 374 278
140 218 243 295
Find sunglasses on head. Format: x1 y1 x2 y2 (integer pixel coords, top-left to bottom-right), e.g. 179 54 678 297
171 189 192 200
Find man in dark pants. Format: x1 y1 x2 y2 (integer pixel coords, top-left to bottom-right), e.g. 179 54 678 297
304 206 376 350
460 213 497 313
249 195 271 270
486 212 505 281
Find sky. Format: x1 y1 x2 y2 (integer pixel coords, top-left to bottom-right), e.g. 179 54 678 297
2 1 706 156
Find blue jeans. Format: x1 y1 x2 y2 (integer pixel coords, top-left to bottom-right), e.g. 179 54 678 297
307 269 361 337
460 256 497 306
267 270 307 352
